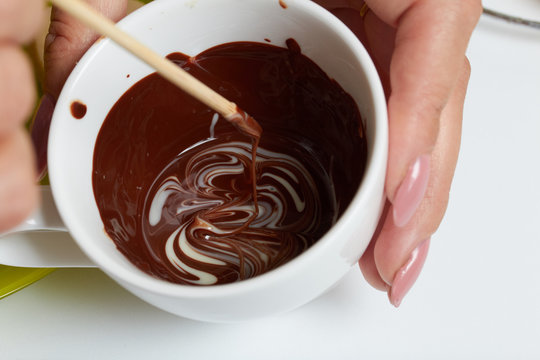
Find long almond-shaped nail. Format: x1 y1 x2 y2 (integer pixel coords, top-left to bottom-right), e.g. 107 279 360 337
388 238 430 307
392 155 430 227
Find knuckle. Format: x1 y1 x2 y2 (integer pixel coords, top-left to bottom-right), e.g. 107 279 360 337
455 0 483 27
44 17 94 67
45 18 77 56
444 0 482 32
466 0 484 23
44 31 74 62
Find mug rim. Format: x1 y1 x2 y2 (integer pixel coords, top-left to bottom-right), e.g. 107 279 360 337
49 0 388 299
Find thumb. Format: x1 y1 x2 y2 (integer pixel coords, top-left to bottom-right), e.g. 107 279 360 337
44 0 128 99
32 0 127 177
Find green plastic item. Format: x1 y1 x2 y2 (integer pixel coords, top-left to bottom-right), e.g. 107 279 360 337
0 266 54 299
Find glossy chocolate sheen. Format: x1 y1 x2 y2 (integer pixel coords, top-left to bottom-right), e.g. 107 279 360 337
92 40 367 285
70 100 87 119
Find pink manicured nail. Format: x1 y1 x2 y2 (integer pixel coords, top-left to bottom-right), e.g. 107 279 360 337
388 238 430 307
392 155 430 227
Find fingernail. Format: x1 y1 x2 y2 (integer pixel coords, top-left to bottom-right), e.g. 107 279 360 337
44 33 56 51
388 238 430 307
31 94 55 180
392 155 430 227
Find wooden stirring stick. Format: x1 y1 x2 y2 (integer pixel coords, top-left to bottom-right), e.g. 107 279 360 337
49 0 261 138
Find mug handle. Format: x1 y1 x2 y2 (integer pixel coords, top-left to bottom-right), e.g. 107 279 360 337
0 186 95 268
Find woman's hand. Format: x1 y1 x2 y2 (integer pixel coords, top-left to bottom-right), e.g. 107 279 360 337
32 0 128 178
1 0 127 232
15 0 480 308
315 0 481 306
0 0 45 232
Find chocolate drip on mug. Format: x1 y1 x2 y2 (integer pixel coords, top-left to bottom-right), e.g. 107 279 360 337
92 40 367 285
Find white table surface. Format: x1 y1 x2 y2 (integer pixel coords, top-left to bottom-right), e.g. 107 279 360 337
1 8 540 360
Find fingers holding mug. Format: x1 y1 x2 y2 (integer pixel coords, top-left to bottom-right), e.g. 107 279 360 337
360 58 470 306
0 0 45 230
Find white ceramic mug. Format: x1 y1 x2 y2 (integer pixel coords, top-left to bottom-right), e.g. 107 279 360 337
0 0 387 322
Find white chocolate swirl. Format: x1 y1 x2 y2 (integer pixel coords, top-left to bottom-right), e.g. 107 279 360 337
142 139 335 285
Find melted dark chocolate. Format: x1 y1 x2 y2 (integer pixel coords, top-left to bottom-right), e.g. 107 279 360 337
92 40 367 285
70 100 87 119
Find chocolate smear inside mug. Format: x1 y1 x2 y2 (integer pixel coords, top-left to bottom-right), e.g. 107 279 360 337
92 39 367 286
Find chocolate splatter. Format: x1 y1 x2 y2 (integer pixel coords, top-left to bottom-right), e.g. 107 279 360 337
70 100 87 119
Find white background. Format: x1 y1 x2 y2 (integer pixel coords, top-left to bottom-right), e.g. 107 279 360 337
1 4 540 359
